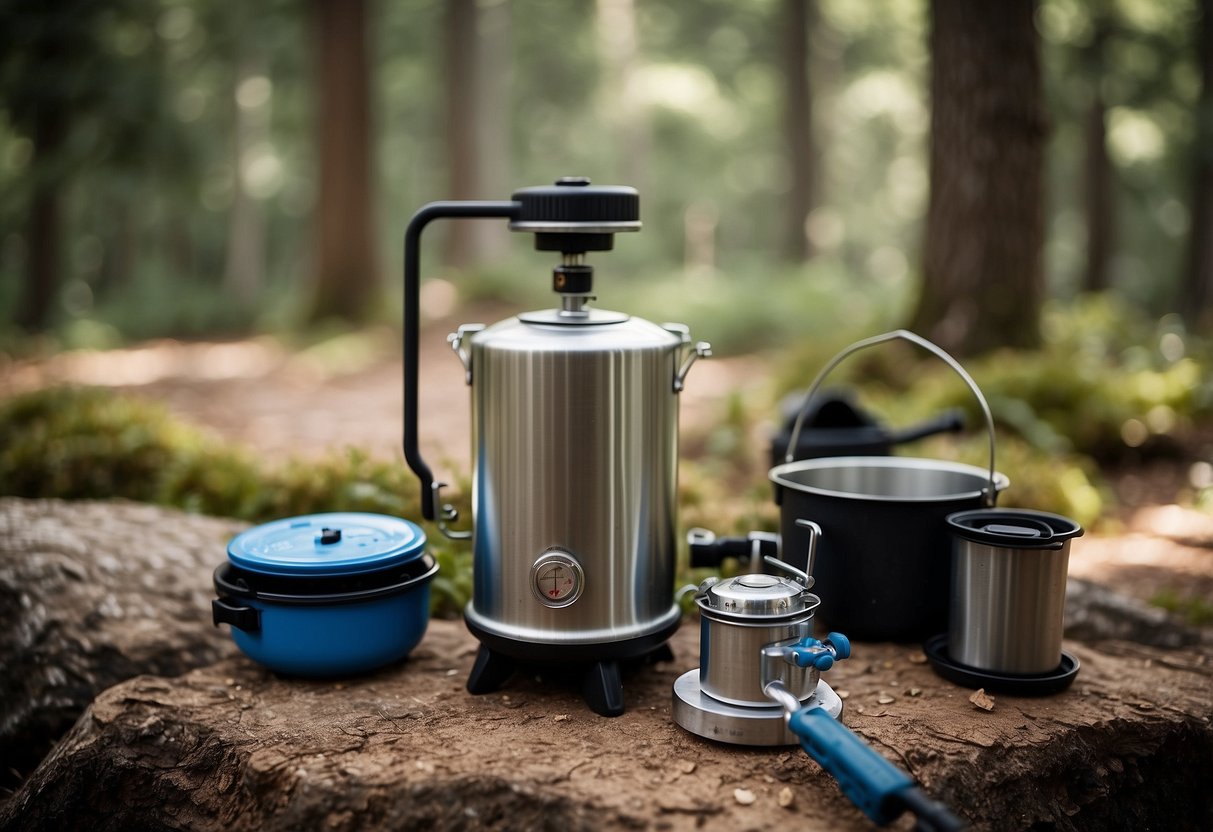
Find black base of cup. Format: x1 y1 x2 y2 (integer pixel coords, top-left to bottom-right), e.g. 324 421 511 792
922 633 1080 696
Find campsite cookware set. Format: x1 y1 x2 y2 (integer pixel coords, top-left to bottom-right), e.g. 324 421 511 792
210 179 1084 829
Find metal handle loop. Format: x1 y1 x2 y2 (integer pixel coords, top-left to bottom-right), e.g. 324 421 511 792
433 481 472 540
783 330 997 507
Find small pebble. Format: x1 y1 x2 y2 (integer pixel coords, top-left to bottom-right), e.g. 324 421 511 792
445 669 458 677
733 788 756 806
836 689 850 700
907 688 922 697
877 694 895 705
969 688 996 712
908 652 928 665
679 761 696 774
778 787 794 808
554 714 570 722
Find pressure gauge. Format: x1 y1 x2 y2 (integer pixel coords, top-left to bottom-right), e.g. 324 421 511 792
530 549 584 608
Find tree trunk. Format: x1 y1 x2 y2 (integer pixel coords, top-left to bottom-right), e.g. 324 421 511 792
597 0 648 188
223 56 268 307
781 0 815 262
1182 0 1213 329
16 108 66 333
309 0 377 323
911 0 1048 356
473 0 512 263
1082 19 1113 294
443 0 480 270
96 199 136 295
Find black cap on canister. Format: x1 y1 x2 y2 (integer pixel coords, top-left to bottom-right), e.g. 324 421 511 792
510 177 640 253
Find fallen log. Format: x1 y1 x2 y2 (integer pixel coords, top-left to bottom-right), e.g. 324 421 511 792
0 498 244 793
3 618 1210 831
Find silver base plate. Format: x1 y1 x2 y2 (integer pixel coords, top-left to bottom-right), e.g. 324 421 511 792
672 669 843 747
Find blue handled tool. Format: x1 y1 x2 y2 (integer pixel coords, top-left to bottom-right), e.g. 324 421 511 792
765 674 965 831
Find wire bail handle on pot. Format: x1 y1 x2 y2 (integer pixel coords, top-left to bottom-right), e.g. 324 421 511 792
784 329 998 508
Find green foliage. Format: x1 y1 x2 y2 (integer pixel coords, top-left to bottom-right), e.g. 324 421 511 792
0 385 471 616
2 0 1203 343
722 296 1213 531
1150 587 1213 628
0 385 210 502
915 297 1212 463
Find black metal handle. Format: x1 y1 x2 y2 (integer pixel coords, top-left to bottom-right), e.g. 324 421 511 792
895 786 968 832
403 200 520 520
687 529 779 568
212 598 261 633
887 408 966 446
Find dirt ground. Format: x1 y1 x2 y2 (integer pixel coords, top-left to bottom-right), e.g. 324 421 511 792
3 305 1211 612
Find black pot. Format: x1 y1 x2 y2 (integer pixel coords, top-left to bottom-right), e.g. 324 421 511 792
771 457 1007 641
761 329 1009 642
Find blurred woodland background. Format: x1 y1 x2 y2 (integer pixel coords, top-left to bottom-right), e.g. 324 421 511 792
1 0 1212 618
0 0 1210 345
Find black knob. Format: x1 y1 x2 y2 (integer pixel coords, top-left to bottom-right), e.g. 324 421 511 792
318 528 342 545
553 264 593 294
510 180 639 225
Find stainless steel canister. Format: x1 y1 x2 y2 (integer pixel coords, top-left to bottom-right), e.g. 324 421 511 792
456 312 709 646
947 508 1084 674
694 566 821 707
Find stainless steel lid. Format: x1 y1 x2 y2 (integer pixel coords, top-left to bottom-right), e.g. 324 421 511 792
701 573 814 616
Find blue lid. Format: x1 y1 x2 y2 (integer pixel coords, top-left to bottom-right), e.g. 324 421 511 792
227 513 427 577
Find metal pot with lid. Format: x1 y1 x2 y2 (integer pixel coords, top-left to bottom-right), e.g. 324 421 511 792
692 534 827 708
673 538 966 830
211 513 438 677
403 178 710 716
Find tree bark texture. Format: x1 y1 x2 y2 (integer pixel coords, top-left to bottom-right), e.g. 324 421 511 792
4 620 1212 831
781 0 815 262
0 499 244 794
1182 0 1213 329
309 0 377 323
912 0 1048 356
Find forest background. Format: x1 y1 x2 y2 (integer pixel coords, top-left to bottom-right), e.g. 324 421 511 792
1 0 1211 619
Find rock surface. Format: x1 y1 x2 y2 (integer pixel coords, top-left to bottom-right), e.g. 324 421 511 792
3 618 1211 831
0 499 245 792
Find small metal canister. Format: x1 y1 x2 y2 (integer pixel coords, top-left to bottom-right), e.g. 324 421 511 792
947 508 1083 675
695 570 821 707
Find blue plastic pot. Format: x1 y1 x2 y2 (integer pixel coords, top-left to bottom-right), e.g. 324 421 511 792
212 513 437 677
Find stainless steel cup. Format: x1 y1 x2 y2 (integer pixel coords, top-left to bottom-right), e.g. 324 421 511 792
693 554 822 707
947 509 1083 674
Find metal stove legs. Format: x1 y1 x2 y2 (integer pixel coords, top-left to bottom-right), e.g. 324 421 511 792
466 643 672 717
580 660 624 717
466 644 515 695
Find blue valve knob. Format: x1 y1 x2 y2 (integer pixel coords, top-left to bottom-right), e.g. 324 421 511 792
787 637 837 671
824 632 851 660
